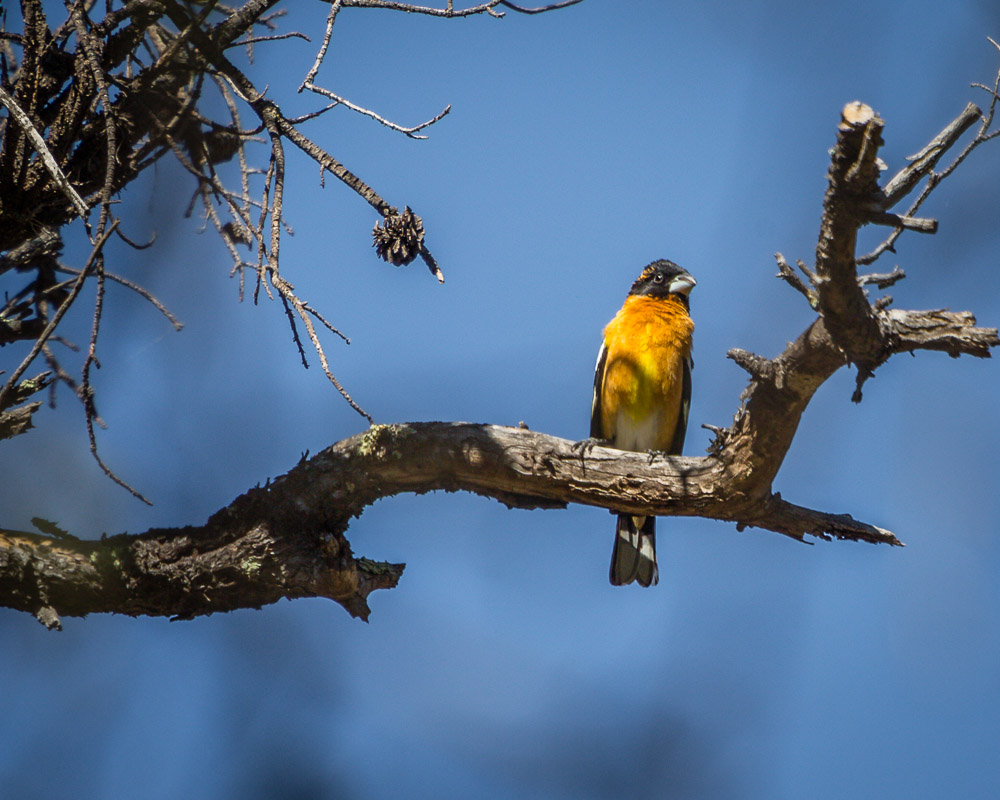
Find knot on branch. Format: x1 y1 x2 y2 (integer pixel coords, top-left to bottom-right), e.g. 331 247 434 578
373 206 425 266
701 423 730 456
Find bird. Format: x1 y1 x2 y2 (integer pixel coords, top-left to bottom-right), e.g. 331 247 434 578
589 259 696 586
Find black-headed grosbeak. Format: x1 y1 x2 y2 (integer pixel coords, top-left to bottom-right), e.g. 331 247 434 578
590 259 696 586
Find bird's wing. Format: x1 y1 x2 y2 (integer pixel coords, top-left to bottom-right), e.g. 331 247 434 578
589 342 608 439
669 354 692 455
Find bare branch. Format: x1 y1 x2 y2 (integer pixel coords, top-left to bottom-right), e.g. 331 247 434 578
858 267 905 289
269 271 375 423
500 0 585 12
0 515 403 629
727 348 772 379
859 48 1000 266
3 0 579 453
70 8 120 243
55 265 184 332
0 222 118 412
226 30 309 48
0 416 909 627
272 107 394 214
302 81 452 138
884 308 999 359
0 84 90 221
881 102 981 207
864 210 938 233
3 4 999 630
742 494 899 545
214 0 287 46
775 252 817 308
299 0 343 90
0 372 52 442
340 0 506 17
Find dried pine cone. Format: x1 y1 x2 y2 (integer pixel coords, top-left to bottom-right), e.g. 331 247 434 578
372 207 425 266
204 128 242 165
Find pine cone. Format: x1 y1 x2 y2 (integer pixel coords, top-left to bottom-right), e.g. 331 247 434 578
372 207 425 266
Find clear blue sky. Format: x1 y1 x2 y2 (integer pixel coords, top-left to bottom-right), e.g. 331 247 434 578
3 2 1000 798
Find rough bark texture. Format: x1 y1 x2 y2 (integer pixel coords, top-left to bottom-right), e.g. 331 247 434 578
0 483 404 629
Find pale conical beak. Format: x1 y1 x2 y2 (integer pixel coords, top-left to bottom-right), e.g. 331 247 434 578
668 274 696 296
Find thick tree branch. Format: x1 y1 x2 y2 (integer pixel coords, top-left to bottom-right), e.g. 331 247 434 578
3 271 997 628
0 415 899 629
0 518 403 630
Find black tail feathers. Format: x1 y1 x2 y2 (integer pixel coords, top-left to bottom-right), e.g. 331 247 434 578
609 514 658 587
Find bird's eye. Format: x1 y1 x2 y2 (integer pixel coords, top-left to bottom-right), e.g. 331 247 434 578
653 273 664 283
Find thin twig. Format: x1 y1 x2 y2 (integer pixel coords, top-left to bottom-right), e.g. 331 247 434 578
81 251 152 504
285 103 340 125
303 81 452 138
775 252 817 308
500 0 585 13
299 0 343 91
418 244 445 284
269 272 374 423
226 31 309 48
340 0 506 17
0 221 119 412
303 303 351 343
71 9 117 239
55 265 183 331
865 210 938 233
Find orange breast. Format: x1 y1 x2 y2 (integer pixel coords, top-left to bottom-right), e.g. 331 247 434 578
598 295 693 452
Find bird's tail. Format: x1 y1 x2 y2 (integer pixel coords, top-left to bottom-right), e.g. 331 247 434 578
609 514 658 587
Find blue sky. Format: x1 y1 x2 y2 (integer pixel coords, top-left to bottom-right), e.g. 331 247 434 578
3 2 1000 798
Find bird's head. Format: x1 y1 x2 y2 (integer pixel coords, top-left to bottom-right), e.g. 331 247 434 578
629 259 696 308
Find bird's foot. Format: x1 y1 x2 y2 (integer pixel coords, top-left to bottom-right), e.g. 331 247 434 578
645 449 670 464
572 436 609 457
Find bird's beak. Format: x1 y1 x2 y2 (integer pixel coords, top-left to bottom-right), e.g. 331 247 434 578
668 274 696 296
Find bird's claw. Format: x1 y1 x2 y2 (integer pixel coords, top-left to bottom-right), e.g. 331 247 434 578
572 437 609 457
646 449 669 464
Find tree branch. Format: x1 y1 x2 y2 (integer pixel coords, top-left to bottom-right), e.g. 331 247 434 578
813 102 886 369
0 415 902 629
881 102 982 207
803 98 1000 401
0 512 403 630
4 267 997 627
